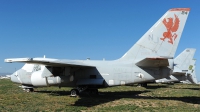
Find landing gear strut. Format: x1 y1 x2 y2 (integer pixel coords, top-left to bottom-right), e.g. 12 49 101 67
70 86 99 97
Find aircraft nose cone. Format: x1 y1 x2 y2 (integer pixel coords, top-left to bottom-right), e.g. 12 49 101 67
11 71 20 83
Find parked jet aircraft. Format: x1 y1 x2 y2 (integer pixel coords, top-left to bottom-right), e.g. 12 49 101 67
187 59 198 84
138 48 196 86
155 48 196 84
5 8 190 96
169 59 198 84
0 75 11 79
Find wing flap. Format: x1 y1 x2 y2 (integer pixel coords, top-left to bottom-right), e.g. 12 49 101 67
136 57 169 67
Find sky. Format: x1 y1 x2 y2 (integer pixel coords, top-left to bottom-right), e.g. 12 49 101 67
0 0 199 81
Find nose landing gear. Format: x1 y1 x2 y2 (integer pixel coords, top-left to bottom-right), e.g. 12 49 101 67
23 88 34 92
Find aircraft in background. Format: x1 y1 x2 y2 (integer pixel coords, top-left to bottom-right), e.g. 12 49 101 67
138 48 196 86
175 59 198 84
5 8 190 96
0 75 11 79
156 48 196 84
186 59 198 84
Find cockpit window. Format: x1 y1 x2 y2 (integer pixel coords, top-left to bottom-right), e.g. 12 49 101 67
33 65 41 72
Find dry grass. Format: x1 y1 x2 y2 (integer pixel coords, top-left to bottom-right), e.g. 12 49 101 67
0 79 200 111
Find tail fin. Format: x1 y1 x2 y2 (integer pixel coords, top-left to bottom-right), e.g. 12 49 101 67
187 59 198 84
174 48 196 72
120 8 190 61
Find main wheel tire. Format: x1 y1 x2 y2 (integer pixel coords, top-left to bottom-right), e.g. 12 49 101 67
70 89 79 97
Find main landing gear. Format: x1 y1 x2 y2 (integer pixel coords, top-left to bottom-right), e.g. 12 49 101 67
137 83 148 87
70 89 79 97
70 86 99 97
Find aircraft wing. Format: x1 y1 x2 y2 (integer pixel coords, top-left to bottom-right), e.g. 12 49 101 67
5 58 95 67
135 57 170 67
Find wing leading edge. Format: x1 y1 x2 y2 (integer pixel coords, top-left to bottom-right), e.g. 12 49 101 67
5 58 95 67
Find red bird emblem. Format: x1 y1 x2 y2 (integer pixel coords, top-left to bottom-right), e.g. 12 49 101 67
160 14 180 44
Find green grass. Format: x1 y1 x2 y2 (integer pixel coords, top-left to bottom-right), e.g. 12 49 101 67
0 79 200 112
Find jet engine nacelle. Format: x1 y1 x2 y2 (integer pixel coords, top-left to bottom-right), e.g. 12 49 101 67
31 71 61 87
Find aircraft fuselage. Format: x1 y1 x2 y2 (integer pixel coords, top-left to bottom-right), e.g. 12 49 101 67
11 60 173 88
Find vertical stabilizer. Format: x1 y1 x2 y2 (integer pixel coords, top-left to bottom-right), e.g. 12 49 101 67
174 48 196 71
187 59 198 84
120 8 190 61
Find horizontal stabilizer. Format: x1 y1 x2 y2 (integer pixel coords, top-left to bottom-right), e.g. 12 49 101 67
136 57 169 67
5 58 95 67
172 67 187 75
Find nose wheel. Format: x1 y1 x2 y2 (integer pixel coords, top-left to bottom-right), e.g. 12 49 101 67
23 88 34 92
